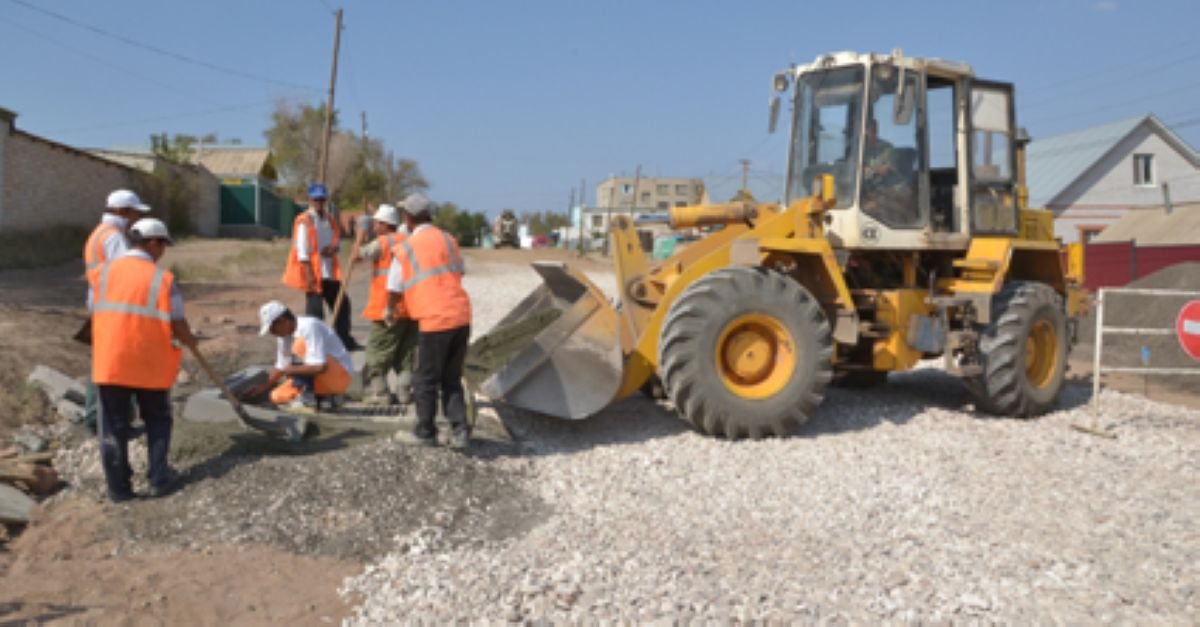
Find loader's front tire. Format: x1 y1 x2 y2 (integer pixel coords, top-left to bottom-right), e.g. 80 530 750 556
964 281 1068 417
659 268 833 439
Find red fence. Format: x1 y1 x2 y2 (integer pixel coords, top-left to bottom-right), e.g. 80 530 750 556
1084 241 1200 291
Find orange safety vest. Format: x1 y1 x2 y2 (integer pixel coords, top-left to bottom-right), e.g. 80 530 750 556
282 210 342 291
83 221 123 290
391 225 471 332
362 232 409 321
91 256 182 389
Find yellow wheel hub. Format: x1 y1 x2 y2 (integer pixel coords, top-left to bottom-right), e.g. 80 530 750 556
1024 319 1059 389
715 313 796 400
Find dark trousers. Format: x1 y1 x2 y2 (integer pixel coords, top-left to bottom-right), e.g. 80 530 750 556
97 385 172 500
413 325 470 439
305 279 354 346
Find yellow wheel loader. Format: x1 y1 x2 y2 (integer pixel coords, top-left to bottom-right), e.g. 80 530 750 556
472 50 1089 439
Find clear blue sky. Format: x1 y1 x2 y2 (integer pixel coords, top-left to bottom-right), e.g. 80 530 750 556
3 0 1199 216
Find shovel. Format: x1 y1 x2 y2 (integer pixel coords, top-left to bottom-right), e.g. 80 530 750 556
187 345 308 442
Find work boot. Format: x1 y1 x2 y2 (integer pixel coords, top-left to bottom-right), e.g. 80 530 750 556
320 395 346 413
394 370 414 405
448 427 471 451
363 375 391 406
393 429 435 447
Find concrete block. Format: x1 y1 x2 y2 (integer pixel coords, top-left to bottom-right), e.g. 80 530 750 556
56 399 85 424
182 388 240 423
348 352 366 400
27 365 86 405
225 367 269 403
0 483 36 525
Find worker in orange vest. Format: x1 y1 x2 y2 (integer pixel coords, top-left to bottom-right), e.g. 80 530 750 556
351 203 418 405
281 183 361 350
80 190 152 433
386 193 472 449
92 218 197 502
255 300 353 411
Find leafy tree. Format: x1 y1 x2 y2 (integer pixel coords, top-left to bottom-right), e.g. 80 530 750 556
431 202 488 247
149 132 218 164
265 100 427 207
264 101 336 196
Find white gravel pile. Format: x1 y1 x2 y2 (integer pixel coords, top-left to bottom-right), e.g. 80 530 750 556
342 261 1200 623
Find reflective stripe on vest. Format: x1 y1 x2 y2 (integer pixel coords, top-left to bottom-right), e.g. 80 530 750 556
92 262 171 321
85 223 120 270
395 231 464 291
373 234 394 277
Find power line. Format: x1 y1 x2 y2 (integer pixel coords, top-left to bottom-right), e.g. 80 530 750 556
44 100 279 134
7 0 322 93
0 14 215 105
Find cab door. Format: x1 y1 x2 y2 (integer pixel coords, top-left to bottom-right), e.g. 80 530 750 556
967 80 1018 234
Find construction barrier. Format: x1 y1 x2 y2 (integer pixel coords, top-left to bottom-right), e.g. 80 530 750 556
1091 287 1200 411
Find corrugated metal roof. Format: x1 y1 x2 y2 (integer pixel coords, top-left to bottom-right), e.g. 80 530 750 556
191 146 275 180
1093 202 1200 245
1025 115 1146 207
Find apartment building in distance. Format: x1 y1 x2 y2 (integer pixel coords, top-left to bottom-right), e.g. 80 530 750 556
595 176 707 211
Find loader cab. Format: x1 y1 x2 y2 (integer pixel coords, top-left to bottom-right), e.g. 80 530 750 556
780 52 1019 249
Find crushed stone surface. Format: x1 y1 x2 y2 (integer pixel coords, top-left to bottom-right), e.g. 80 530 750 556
342 263 1200 623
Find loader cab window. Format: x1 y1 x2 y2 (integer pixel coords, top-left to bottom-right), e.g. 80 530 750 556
969 82 1018 234
787 65 864 208
861 65 923 228
926 77 959 232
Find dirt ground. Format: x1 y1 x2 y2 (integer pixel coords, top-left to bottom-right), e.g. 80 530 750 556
0 239 586 624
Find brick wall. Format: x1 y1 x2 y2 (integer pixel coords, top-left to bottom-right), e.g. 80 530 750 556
0 112 220 236
1 127 145 232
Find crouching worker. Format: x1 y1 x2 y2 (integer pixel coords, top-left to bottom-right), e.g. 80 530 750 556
92 218 197 501
257 300 353 411
352 203 418 405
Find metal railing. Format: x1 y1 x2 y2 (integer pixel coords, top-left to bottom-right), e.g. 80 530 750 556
1092 287 1200 411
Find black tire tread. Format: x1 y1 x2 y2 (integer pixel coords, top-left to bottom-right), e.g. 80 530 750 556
965 281 1068 417
658 267 833 439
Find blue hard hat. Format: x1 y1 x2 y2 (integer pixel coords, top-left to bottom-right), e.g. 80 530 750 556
307 183 328 200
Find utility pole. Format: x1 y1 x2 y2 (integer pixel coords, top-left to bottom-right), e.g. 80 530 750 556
604 178 615 255
629 164 642 216
739 158 751 196
317 8 343 185
578 177 586 253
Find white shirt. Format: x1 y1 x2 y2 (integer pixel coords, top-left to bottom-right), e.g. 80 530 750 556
85 214 131 308
275 316 353 373
92 249 186 320
295 208 337 279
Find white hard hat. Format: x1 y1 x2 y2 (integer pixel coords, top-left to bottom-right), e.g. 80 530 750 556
373 203 400 226
400 192 432 217
258 300 290 336
106 189 151 213
129 218 173 244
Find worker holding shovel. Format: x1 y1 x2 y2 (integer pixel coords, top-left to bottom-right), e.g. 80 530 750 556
351 203 419 405
91 218 197 501
282 183 362 351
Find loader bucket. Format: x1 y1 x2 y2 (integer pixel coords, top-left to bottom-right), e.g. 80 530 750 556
470 261 626 420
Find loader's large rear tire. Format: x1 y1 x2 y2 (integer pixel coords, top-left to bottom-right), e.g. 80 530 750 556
964 281 1068 417
659 267 833 439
